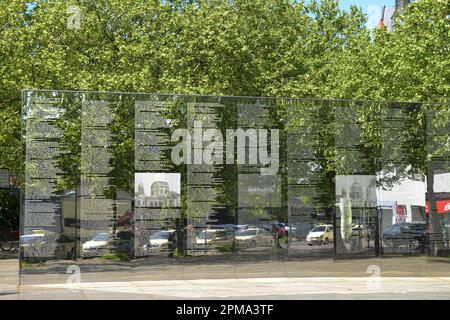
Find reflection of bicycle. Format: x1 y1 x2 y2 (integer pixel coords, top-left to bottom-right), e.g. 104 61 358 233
0 229 14 251
274 232 290 249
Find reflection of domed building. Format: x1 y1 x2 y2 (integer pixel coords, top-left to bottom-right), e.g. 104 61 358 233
340 182 365 207
152 181 169 197
350 182 363 202
136 181 180 207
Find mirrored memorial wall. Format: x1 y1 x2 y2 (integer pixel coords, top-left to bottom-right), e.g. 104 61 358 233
21 90 136 283
235 98 282 257
378 102 426 255
20 92 74 261
286 100 336 257
22 90 81 264
333 101 379 256
21 90 450 274
426 104 450 255
80 93 135 266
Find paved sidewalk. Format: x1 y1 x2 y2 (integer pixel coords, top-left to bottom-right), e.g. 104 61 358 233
0 259 19 297
2 277 450 300
2 256 450 299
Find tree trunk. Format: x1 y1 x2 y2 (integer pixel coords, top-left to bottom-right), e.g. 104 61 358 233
426 160 444 256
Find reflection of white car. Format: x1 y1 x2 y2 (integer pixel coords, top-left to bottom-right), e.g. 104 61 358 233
82 233 112 256
21 231 77 261
196 230 216 246
144 230 175 255
284 225 297 238
236 228 273 249
82 232 134 257
306 225 333 245
352 224 369 238
195 229 235 249
20 233 45 259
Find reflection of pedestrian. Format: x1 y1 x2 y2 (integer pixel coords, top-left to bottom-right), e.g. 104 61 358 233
271 225 279 248
186 224 195 252
271 224 285 248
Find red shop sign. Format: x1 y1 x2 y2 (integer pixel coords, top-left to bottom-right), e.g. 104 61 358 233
426 200 450 214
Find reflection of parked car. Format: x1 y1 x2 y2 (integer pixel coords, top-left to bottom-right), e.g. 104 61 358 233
210 224 238 231
144 229 176 256
21 232 79 261
82 231 134 257
289 222 315 240
284 224 296 237
352 224 369 238
235 228 273 249
54 234 80 259
383 223 427 251
196 229 235 251
306 225 333 245
21 233 45 261
82 233 112 256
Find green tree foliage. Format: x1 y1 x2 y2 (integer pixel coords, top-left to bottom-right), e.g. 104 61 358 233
0 0 448 238
1 0 447 177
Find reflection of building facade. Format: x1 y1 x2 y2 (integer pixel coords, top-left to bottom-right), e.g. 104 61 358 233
377 0 411 32
336 176 378 248
136 181 180 207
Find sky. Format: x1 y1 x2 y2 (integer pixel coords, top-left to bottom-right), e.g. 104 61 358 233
337 0 395 12
316 0 397 29
341 0 396 28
